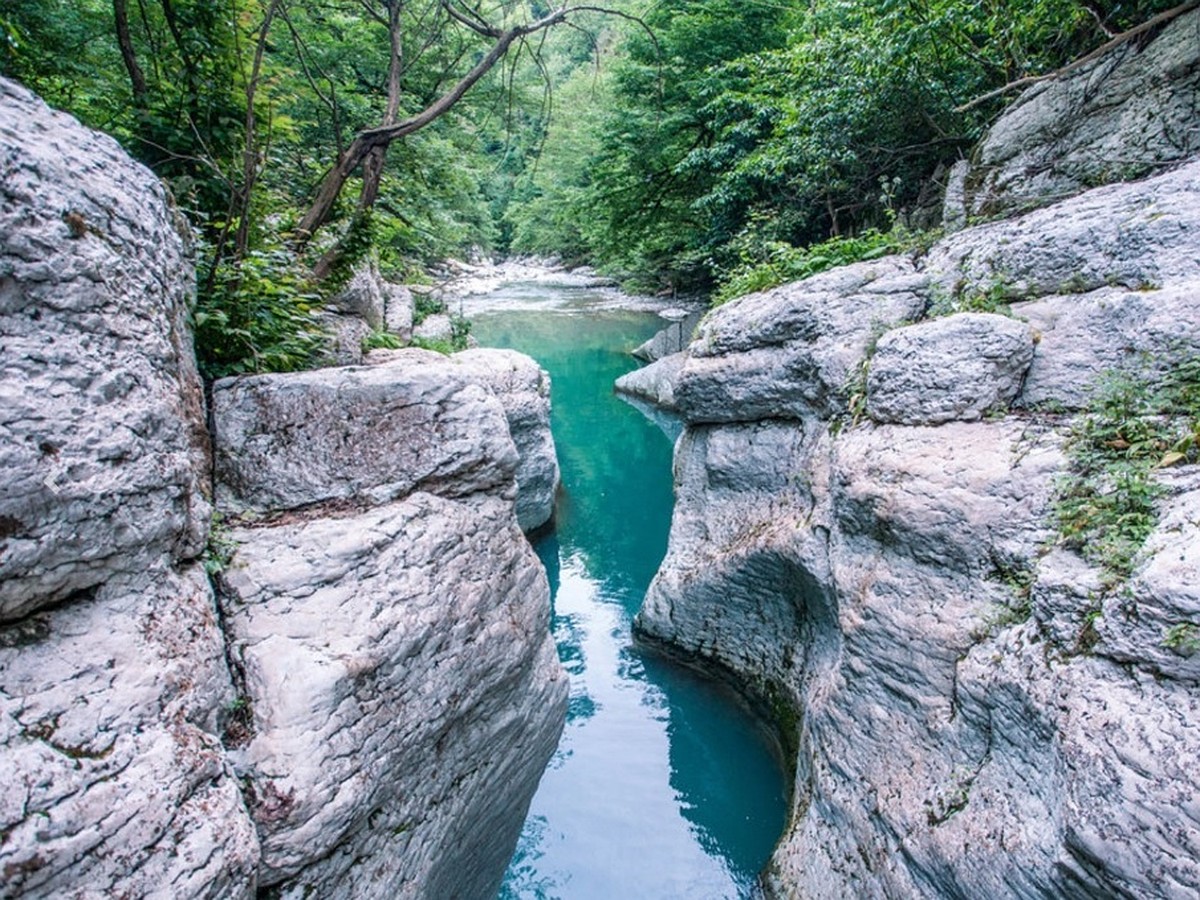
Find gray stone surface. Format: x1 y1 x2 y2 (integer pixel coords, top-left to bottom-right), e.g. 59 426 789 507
384 283 414 340
0 77 211 622
328 265 385 330
449 348 559 532
630 63 1200 895
414 312 453 343
219 492 567 899
866 313 1035 425
673 259 928 424
212 358 519 516
314 310 370 367
1016 280 1200 410
0 565 260 898
947 8 1200 221
615 352 686 412
632 309 705 362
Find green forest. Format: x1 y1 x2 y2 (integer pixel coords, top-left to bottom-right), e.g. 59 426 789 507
0 0 1179 376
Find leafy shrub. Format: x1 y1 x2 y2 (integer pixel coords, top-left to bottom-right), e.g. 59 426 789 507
713 228 898 304
193 246 326 380
1056 358 1200 583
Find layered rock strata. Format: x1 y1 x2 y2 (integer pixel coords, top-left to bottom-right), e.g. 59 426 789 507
1 76 565 899
634 137 1200 898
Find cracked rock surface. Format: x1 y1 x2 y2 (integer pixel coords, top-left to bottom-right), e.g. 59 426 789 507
629 34 1200 897
2 76 565 899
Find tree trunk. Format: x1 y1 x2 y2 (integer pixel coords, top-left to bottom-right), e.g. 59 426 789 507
113 0 148 109
359 0 404 212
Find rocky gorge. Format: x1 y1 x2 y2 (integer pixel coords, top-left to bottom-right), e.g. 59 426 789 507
0 75 565 898
621 10 1200 898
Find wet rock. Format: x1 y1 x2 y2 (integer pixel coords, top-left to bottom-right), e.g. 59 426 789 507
866 313 1035 425
218 492 567 898
0 77 211 622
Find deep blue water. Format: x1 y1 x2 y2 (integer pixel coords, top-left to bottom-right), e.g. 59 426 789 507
470 283 786 899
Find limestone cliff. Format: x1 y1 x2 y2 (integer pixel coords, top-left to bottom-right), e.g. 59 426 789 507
0 76 564 899
631 16 1200 899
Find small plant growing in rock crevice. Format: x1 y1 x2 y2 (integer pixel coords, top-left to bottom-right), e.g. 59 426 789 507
1055 356 1200 585
1162 622 1200 657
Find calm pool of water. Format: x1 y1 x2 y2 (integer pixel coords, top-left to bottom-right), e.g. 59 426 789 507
470 283 787 899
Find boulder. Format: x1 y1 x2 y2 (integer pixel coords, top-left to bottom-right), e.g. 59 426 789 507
0 77 210 622
384 283 414 340
212 358 520 516
314 310 371 367
414 313 453 343
448 348 559 532
218 492 567 898
632 308 705 362
328 265 385 330
946 7 1200 221
866 313 1035 425
1016 281 1200 410
673 259 928 424
0 565 260 898
615 352 687 412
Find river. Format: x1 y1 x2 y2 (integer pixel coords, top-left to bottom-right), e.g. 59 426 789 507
461 278 787 899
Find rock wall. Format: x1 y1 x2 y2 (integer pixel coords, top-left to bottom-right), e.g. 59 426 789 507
945 6 1200 225
632 46 1200 899
0 76 256 899
1 77 565 899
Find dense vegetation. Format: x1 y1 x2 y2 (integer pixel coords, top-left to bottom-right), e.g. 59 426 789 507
0 0 1178 372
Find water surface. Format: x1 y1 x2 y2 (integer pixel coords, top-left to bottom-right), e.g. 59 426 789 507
470 282 787 899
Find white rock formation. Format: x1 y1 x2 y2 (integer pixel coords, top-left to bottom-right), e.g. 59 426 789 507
629 55 1200 896
944 7 1200 222
219 493 565 898
0 77 257 896
211 344 565 897
0 77 211 622
2 76 566 900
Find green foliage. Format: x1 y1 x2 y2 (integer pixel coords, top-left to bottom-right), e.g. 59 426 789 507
193 245 326 379
362 330 404 352
412 294 446 326
1056 358 1200 584
1162 623 1200 656
203 514 238 576
713 227 899 304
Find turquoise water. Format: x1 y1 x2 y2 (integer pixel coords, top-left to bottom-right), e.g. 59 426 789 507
471 284 787 899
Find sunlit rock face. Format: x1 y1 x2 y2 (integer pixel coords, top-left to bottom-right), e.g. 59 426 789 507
211 350 566 899
0 77 211 623
2 75 565 899
0 76 258 897
632 33 1200 895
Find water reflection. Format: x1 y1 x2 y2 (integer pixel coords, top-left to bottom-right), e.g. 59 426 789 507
477 288 786 899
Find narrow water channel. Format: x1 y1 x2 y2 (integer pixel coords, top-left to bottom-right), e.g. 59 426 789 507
466 281 787 899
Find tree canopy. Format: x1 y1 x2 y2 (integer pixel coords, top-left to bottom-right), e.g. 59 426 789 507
0 0 1181 370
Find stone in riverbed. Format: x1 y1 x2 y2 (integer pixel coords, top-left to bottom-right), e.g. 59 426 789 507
0 77 211 622
218 492 567 898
